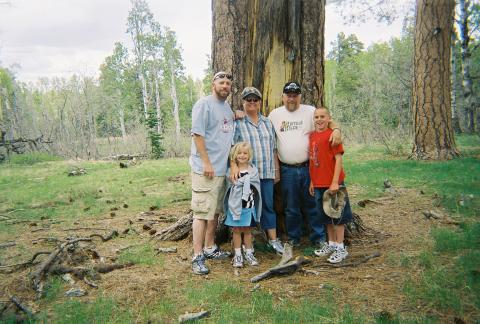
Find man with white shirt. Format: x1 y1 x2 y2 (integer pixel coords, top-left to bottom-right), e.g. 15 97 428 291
268 81 341 247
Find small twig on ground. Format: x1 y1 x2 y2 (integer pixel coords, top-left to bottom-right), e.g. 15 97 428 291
90 230 119 242
328 252 381 268
178 311 210 323
10 296 34 317
251 255 312 283
62 227 109 232
156 247 177 254
32 237 61 244
0 241 16 249
83 277 98 288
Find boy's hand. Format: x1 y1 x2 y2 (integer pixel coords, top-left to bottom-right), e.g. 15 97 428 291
329 182 339 193
309 182 315 196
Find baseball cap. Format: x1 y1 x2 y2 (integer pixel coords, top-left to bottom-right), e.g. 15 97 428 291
241 87 262 99
283 81 301 94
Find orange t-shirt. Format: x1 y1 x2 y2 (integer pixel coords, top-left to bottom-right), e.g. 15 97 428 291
309 129 345 187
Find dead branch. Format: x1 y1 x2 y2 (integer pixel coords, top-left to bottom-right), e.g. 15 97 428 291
94 262 133 273
250 256 312 283
178 311 210 323
156 247 177 254
89 230 119 242
0 251 51 273
10 296 34 317
62 227 109 231
328 252 381 268
83 277 98 288
154 213 193 241
32 237 61 244
30 237 92 293
0 241 15 248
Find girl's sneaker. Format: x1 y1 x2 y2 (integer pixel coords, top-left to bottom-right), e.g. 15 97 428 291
244 251 259 266
327 247 348 263
314 243 336 257
232 254 244 268
268 239 284 255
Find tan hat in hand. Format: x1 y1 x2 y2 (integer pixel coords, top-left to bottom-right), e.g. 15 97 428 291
322 188 347 219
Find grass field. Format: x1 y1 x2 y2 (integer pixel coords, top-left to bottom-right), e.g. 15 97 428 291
0 135 478 323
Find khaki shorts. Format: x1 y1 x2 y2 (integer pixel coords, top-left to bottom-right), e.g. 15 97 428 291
191 173 226 220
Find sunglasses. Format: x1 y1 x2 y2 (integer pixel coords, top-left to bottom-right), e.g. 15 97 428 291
213 73 233 81
245 98 260 103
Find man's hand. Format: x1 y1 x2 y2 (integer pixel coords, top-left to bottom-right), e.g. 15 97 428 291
229 163 240 182
274 169 280 184
234 110 245 120
329 129 342 146
203 161 215 178
308 181 315 196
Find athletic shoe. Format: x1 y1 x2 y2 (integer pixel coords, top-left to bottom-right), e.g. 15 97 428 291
204 247 231 260
268 239 284 255
314 243 337 257
192 254 209 275
232 254 244 268
328 246 348 264
244 251 259 266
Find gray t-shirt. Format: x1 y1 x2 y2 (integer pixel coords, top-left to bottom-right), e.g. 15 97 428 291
190 95 235 176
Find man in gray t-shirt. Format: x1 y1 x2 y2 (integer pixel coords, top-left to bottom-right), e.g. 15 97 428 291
189 71 235 275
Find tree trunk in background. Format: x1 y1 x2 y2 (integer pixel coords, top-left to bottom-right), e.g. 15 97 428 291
458 0 476 133
411 0 459 160
211 0 325 114
169 59 181 143
154 76 162 135
451 31 461 133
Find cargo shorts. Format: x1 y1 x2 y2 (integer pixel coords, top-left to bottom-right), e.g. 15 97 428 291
191 172 226 220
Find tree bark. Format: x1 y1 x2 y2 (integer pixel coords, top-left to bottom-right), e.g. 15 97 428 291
211 0 325 114
451 31 461 133
411 0 459 160
154 76 163 135
169 59 181 144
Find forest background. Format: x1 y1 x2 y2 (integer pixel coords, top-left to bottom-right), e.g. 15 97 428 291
1 0 478 160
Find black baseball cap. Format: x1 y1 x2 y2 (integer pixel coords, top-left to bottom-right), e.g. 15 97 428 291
283 81 301 94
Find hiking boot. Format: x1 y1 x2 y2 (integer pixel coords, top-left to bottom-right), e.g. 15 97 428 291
232 254 243 268
314 243 336 257
267 239 284 255
192 254 209 275
204 246 231 260
328 246 348 264
244 251 259 266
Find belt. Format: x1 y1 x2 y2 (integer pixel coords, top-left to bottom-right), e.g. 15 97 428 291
280 161 308 168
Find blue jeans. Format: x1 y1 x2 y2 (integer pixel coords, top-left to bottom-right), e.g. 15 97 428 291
260 179 276 230
280 165 326 244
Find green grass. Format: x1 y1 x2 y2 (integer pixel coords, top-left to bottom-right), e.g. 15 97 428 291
0 135 478 322
6 152 64 165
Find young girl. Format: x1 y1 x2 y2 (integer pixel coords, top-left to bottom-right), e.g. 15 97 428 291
224 142 262 268
308 107 353 263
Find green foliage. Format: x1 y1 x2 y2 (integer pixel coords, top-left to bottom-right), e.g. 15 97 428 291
6 152 63 165
43 276 64 302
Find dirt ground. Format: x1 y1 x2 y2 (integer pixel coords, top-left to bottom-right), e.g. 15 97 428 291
0 186 469 322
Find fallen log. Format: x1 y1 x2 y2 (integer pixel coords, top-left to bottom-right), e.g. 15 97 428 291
155 213 193 241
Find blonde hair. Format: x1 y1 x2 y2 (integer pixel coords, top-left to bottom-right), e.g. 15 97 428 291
315 106 331 116
230 142 253 163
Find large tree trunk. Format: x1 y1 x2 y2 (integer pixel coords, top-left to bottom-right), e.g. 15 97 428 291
451 31 461 133
211 0 325 114
411 0 459 160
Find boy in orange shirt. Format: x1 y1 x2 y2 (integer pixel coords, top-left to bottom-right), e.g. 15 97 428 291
308 107 353 263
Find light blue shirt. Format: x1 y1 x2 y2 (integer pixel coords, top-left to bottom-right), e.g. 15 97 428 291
190 95 235 176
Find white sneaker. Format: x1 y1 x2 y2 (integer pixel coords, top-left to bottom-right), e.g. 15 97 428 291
244 251 259 266
328 247 348 263
268 239 284 255
232 254 243 268
314 243 336 257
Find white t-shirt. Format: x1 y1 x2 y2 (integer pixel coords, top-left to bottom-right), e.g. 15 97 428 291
268 104 315 164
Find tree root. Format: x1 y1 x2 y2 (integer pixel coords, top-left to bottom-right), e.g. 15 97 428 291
0 251 51 273
154 213 193 241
